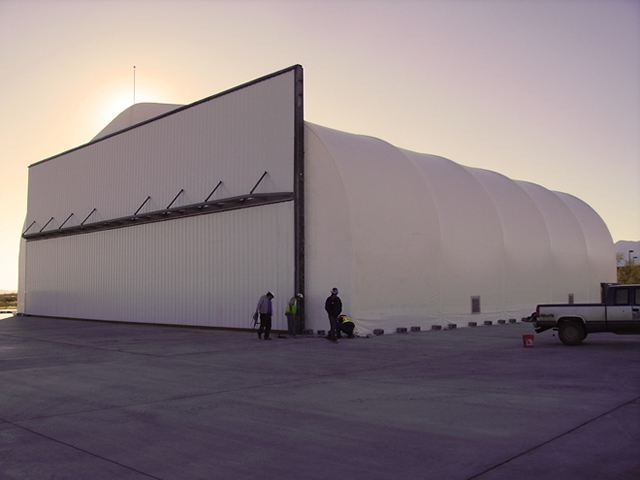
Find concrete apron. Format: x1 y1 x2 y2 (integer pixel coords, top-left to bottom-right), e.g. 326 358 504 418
1 315 638 480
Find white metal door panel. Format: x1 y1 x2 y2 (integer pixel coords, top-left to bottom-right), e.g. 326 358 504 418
24 68 296 233
23 202 294 329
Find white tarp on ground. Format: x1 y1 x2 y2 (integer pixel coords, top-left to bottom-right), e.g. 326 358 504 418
304 123 616 335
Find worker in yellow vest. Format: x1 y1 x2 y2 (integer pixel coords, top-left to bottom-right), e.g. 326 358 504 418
285 293 303 337
337 314 355 339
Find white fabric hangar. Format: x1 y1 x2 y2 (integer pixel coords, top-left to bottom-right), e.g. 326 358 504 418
18 65 616 335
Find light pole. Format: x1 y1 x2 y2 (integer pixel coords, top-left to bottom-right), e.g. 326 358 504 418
629 250 635 264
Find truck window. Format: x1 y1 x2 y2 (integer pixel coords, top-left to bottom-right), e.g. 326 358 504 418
614 288 630 305
635 288 640 306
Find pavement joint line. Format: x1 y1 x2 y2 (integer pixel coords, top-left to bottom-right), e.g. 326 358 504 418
0 333 167 357
4 377 322 424
465 395 640 480
0 415 161 479
0 337 475 363
1 331 384 358
13 369 580 423
333 374 640 402
5 369 463 426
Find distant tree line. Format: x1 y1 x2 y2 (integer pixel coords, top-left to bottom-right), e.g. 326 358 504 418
618 264 640 284
616 252 640 284
0 293 17 309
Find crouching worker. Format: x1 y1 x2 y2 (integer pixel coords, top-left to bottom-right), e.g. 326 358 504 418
337 314 355 338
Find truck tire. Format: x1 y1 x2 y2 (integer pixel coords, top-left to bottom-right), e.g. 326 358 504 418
558 321 586 345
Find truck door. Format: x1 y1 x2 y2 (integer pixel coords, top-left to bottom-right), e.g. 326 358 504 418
606 287 634 332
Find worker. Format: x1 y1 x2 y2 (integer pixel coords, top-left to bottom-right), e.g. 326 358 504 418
337 314 355 338
324 288 342 342
285 293 303 337
255 291 274 340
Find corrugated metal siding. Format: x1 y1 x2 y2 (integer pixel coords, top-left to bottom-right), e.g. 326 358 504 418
24 69 296 233
24 202 294 329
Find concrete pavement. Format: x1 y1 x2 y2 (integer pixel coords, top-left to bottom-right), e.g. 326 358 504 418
1 315 638 479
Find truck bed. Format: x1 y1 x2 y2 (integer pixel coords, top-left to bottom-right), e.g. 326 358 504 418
534 303 607 333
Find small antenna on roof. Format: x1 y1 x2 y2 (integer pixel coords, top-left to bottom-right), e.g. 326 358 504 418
133 66 136 104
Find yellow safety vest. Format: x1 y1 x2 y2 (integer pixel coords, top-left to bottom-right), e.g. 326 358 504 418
285 299 298 315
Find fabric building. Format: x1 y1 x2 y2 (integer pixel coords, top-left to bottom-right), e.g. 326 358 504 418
19 66 616 335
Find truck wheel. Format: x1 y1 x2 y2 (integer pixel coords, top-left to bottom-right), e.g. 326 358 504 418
558 321 586 345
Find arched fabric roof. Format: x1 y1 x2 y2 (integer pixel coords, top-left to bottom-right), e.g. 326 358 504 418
93 103 184 141
304 122 616 334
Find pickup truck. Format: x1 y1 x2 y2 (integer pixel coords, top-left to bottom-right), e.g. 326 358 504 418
533 283 640 345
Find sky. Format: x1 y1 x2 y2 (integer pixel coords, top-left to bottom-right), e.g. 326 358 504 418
0 0 639 291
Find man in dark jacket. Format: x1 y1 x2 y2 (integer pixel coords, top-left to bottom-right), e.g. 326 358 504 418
324 288 342 342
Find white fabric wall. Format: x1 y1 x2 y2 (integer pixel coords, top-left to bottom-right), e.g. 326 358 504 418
464 168 553 313
554 192 617 301
304 123 616 335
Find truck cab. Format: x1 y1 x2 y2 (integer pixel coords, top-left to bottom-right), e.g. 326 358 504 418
604 284 640 331
533 284 640 345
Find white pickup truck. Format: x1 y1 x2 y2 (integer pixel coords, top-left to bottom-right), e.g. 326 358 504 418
532 283 640 345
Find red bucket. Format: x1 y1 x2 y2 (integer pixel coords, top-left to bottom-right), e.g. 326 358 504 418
522 334 534 348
